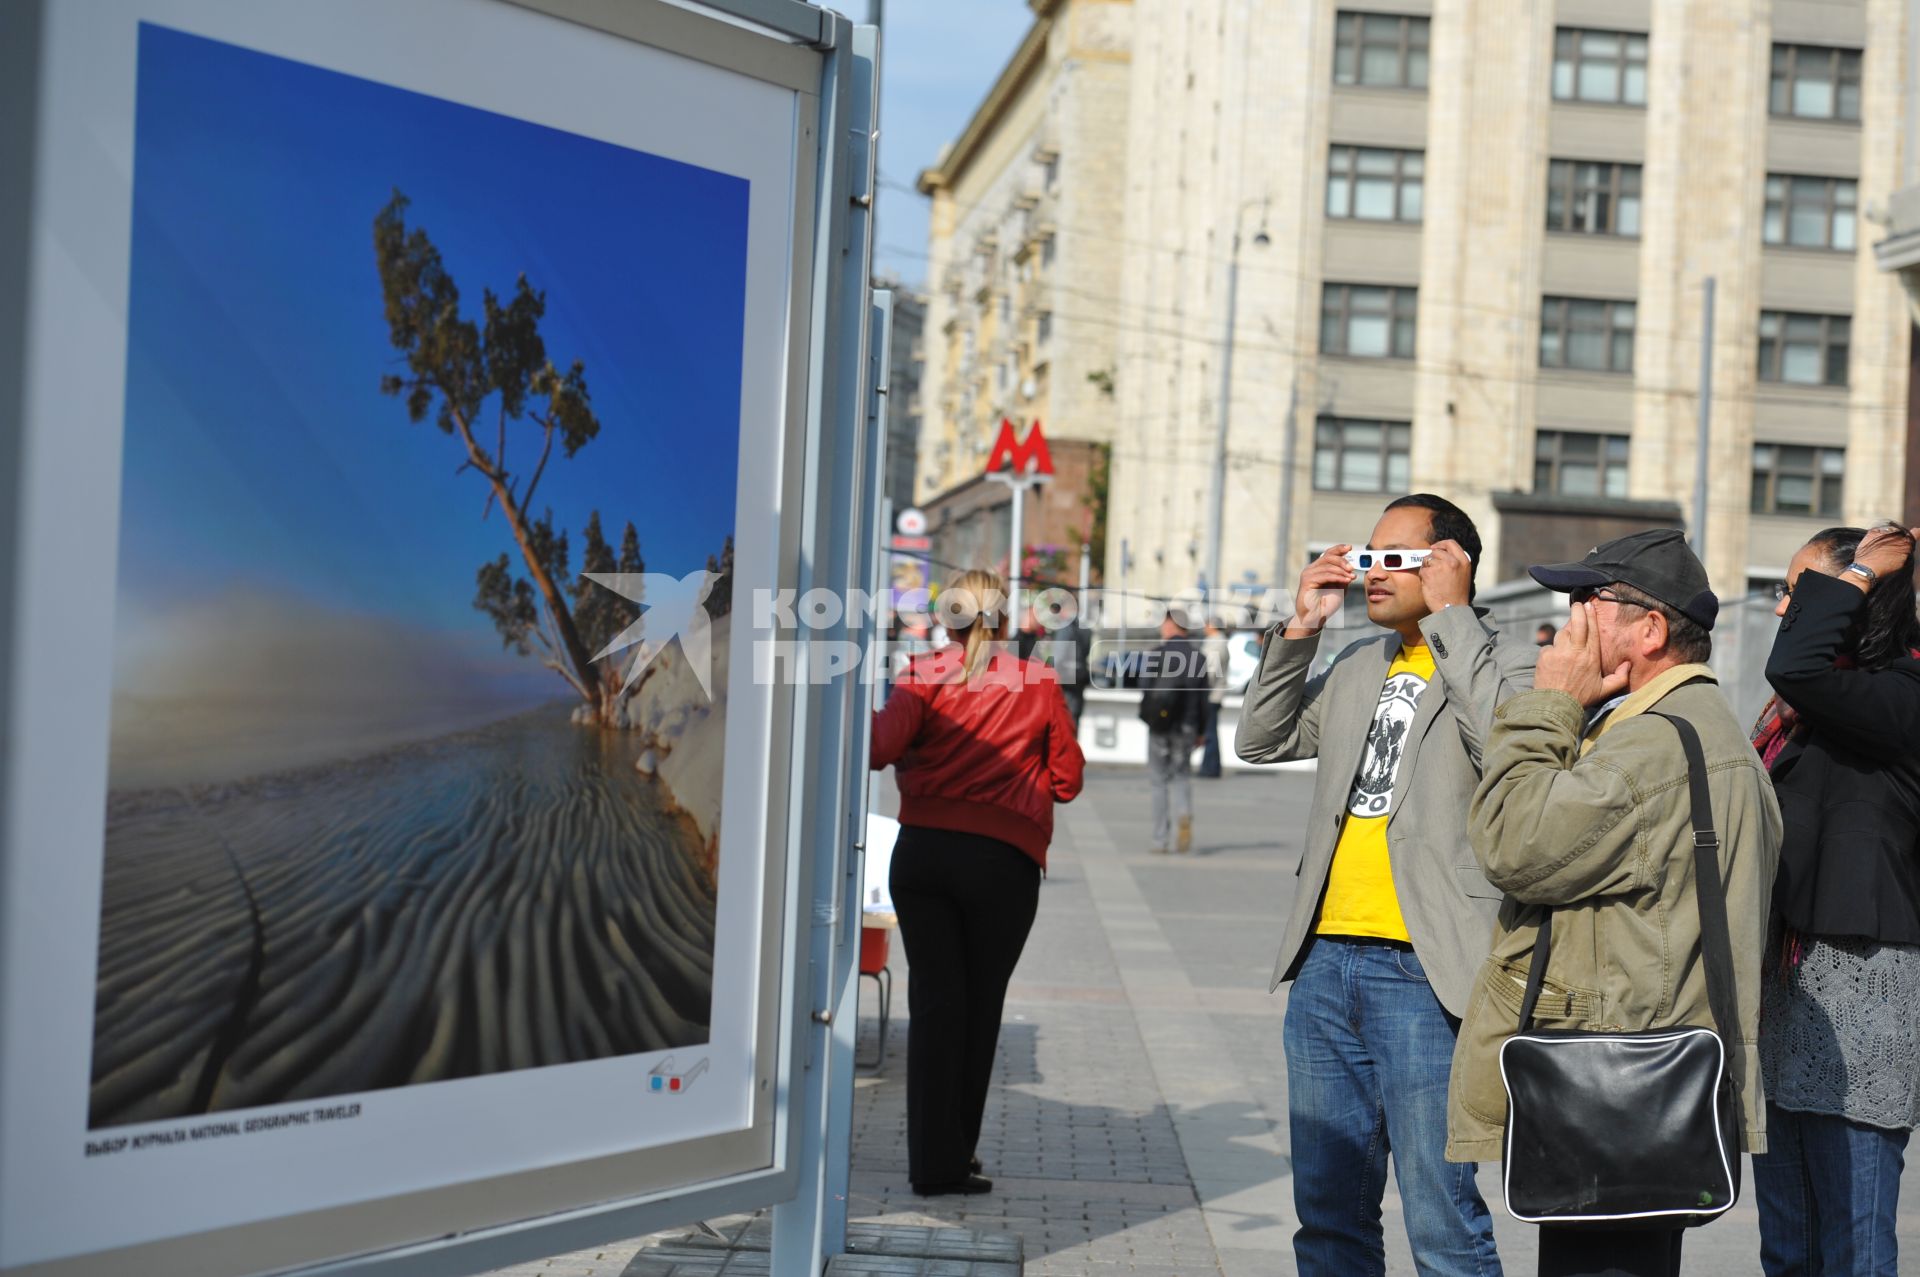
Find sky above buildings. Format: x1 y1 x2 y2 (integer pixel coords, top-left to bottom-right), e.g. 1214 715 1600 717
870 1 1035 288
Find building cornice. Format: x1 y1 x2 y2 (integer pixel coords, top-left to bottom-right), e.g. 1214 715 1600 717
916 0 1064 196
1489 491 1684 521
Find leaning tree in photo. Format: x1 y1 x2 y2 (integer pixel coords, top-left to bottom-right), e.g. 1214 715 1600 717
374 190 642 722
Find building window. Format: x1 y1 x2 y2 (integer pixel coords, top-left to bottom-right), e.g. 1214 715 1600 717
1036 312 1053 347
1040 236 1056 270
1320 284 1417 358
1553 29 1649 106
1770 45 1863 121
1333 12 1429 89
1042 153 1059 191
1535 430 1630 499
1757 312 1849 386
1751 444 1844 516
1764 175 1857 250
1314 417 1412 492
1327 146 1424 222
1546 160 1641 235
1539 297 1635 373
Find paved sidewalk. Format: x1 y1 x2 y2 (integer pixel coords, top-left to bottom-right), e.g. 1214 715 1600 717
491 767 1919 1276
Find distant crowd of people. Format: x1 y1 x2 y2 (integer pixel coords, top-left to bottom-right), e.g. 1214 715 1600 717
867 497 1920 1277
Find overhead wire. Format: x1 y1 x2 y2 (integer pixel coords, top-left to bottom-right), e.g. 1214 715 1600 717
878 169 1904 374
882 169 1907 541
881 166 1911 423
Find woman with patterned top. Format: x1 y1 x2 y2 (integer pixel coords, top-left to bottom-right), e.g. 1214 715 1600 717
1751 523 1920 1277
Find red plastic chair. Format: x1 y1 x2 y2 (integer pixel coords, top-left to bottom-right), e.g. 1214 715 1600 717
857 924 892 1070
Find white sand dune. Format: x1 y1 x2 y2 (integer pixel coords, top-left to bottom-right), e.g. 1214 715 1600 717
620 614 731 856
93 707 717 1127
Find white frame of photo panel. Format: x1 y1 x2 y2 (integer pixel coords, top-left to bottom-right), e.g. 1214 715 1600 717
0 0 866 1273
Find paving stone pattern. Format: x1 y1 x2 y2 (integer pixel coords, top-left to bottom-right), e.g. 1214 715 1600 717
617 1217 1020 1277
484 767 1920 1276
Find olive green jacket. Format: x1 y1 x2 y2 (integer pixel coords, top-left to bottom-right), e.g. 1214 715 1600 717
1445 671 1782 1163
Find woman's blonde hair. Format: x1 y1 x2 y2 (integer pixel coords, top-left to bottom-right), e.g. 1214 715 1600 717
936 568 1009 680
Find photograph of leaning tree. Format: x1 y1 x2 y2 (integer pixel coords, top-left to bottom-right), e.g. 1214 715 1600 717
90 25 749 1128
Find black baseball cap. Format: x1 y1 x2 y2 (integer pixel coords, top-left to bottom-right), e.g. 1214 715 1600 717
1529 528 1719 630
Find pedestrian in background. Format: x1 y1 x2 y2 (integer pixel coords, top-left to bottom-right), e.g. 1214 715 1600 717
1197 615 1230 778
1062 613 1093 730
1239 493 1534 1277
871 568 1085 1197
1451 530 1781 1277
1017 601 1095 732
1751 523 1920 1277
1534 621 1556 647
1140 611 1207 852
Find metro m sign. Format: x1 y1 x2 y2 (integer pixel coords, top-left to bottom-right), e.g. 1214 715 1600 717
984 417 1054 479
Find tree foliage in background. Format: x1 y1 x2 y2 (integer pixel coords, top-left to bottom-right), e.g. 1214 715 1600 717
571 512 649 707
704 535 735 619
1066 441 1110 583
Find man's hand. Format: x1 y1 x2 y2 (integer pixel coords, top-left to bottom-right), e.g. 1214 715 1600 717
1846 524 1919 591
1287 544 1355 637
1417 539 1472 614
1534 600 1630 708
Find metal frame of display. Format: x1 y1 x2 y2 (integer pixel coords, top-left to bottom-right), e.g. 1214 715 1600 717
0 1 881 1274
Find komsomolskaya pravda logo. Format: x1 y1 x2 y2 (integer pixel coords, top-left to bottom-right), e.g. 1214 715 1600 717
586 569 718 699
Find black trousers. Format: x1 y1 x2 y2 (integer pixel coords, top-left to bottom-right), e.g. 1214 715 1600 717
888 825 1041 1186
1538 1225 1684 1277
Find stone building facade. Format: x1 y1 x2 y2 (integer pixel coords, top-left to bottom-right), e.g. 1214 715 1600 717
874 277 926 518
914 0 1131 576
1101 0 1910 602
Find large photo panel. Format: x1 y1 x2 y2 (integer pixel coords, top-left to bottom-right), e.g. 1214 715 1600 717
0 0 809 1270
99 19 746 1128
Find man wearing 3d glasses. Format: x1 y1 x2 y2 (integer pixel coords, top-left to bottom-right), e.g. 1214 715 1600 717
1447 529 1779 1276
1238 493 1536 1277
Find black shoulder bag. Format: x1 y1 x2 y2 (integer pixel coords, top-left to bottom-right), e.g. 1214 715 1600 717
1498 712 1742 1229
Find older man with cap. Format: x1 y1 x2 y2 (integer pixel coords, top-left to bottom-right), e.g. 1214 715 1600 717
1445 529 1782 1277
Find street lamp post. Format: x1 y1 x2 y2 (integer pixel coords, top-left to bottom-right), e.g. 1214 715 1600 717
1204 198 1269 603
1272 379 1299 587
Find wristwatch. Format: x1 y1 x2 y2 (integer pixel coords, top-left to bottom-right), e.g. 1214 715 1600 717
1842 562 1877 584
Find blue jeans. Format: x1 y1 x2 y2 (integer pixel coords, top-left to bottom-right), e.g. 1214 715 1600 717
1284 937 1502 1277
1755 1103 1910 1276
1198 701 1222 776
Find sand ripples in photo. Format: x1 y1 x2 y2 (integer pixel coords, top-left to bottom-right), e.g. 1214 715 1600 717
89 705 718 1129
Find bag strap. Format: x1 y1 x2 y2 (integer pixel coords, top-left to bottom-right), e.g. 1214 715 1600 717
1516 711 1739 1042
1651 711 1742 1047
1517 911 1555 1031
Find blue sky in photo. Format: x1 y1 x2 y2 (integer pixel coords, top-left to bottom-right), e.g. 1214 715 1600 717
118 23 749 640
869 1 1033 288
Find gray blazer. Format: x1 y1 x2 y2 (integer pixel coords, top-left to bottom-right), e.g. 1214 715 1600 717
1235 604 1537 1017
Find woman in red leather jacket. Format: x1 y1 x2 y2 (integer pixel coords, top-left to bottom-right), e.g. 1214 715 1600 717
871 568 1085 1196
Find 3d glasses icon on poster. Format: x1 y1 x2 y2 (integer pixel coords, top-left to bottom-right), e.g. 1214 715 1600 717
649 1056 710 1094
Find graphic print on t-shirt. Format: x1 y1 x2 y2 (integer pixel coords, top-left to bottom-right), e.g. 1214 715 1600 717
1346 668 1429 818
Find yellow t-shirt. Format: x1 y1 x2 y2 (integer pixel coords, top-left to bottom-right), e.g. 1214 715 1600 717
1315 643 1436 942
